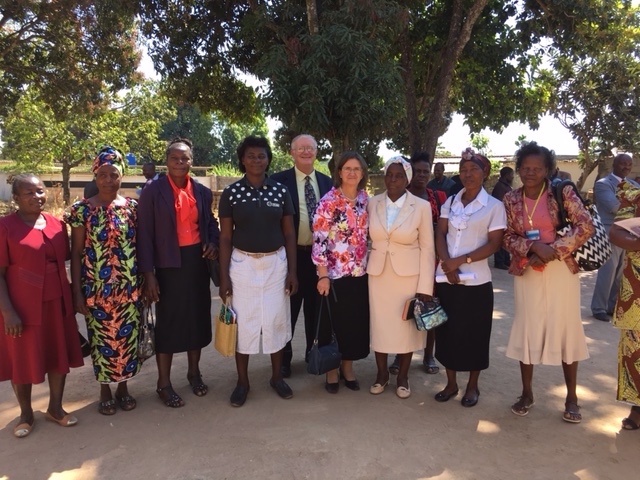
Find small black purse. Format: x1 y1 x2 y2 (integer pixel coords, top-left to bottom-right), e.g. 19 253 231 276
307 294 342 375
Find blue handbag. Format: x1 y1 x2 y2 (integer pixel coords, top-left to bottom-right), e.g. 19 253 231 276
414 297 448 331
307 294 342 375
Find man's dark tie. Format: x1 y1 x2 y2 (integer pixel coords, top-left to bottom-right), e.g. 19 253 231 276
304 175 317 230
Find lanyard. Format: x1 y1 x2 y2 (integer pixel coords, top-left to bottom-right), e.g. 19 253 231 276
524 183 546 228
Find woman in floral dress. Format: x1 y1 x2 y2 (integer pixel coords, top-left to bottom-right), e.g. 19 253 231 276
67 147 142 415
609 181 640 430
313 151 370 394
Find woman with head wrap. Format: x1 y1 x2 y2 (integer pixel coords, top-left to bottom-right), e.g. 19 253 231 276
433 149 506 408
66 146 143 415
367 157 436 398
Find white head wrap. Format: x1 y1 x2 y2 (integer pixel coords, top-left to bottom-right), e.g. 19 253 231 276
383 156 412 184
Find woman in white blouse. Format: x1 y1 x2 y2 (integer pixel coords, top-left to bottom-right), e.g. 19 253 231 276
433 149 506 408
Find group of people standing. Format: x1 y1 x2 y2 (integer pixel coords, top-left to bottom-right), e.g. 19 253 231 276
0 134 636 439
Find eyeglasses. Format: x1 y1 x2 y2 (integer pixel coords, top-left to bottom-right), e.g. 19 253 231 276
341 167 363 174
294 146 317 153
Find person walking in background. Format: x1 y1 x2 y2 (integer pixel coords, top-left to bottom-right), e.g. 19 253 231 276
67 147 142 416
313 151 370 394
0 174 83 438
492 166 515 270
591 153 638 322
367 157 435 399
433 149 506 408
427 162 456 197
503 142 593 423
138 138 219 408
270 134 332 378
609 182 640 430
218 136 298 407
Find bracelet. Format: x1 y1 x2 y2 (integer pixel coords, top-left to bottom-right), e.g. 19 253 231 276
317 276 330 283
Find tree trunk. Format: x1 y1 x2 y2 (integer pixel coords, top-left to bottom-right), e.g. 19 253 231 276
306 0 319 35
398 22 421 155
62 161 71 206
422 0 489 161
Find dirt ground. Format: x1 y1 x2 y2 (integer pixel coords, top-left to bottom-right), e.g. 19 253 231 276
0 268 638 480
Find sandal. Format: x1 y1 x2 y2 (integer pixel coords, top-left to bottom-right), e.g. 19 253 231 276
115 394 137 411
98 399 117 416
187 374 208 397
622 417 640 430
156 385 185 408
563 401 582 424
423 357 439 375
511 396 535 416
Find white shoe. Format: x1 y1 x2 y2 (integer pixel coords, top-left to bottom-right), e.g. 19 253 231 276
369 380 390 395
396 383 411 399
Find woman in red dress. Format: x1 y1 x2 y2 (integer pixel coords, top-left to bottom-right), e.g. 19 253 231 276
0 174 83 438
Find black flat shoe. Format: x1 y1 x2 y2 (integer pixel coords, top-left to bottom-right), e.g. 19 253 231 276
325 382 339 394
344 379 360 391
230 385 250 407
461 389 480 408
434 388 459 403
270 379 293 399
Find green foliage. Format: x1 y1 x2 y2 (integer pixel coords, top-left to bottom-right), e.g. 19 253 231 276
210 114 269 165
249 2 404 163
161 104 219 166
521 0 640 188
160 104 270 166
1 83 174 203
136 0 258 122
0 1 140 119
470 134 491 155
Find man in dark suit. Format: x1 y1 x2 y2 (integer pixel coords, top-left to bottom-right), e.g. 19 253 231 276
270 134 333 377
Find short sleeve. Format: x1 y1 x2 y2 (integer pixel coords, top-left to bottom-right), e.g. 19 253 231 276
64 201 88 228
487 200 507 232
282 187 294 216
218 187 233 218
440 197 453 219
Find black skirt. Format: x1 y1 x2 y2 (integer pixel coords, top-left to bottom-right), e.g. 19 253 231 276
317 275 370 361
155 244 212 353
435 282 493 371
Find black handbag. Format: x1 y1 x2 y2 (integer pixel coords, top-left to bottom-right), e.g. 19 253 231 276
307 294 342 375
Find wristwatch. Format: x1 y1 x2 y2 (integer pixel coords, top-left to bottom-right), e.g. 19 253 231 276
466 255 472 264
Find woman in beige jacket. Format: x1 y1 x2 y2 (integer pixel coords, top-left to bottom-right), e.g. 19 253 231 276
367 157 436 399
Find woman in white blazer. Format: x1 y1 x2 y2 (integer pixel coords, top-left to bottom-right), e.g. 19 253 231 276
367 157 436 398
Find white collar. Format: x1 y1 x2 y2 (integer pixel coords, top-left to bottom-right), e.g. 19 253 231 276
294 166 315 181
449 187 489 230
385 192 407 209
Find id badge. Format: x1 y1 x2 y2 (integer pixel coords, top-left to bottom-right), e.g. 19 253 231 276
525 229 541 241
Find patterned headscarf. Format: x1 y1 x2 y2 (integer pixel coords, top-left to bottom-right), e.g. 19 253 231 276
460 147 491 179
92 146 126 175
383 156 413 184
